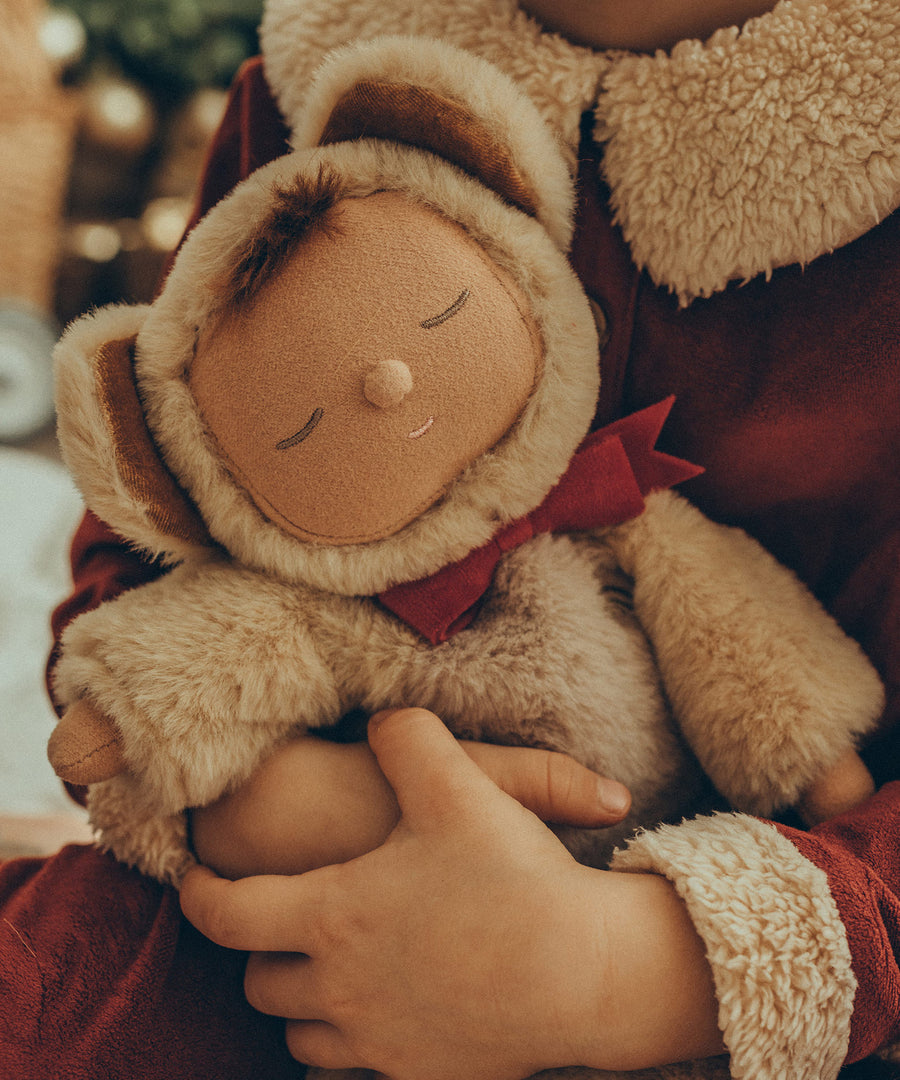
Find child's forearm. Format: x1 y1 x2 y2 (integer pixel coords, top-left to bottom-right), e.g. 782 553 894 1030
586 869 725 1068
191 737 401 878
518 0 779 51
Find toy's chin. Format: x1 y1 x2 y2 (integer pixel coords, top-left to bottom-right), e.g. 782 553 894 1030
237 462 453 549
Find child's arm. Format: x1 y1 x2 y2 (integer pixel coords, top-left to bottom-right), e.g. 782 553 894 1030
186 709 900 1079
190 722 873 883
191 726 633 879
518 0 779 51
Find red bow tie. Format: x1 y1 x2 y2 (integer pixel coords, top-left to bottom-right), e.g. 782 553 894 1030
378 397 702 643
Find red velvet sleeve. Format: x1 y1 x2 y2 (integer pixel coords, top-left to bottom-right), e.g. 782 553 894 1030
180 57 292 246
776 785 900 1063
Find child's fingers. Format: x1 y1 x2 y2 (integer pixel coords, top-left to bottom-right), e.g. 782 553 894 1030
180 864 320 953
367 708 495 829
463 741 632 825
284 1019 359 1070
368 708 631 827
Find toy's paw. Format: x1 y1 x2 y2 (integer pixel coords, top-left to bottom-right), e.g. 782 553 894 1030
47 698 126 784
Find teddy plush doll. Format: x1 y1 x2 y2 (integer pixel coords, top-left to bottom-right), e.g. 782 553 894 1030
47 30 881 1003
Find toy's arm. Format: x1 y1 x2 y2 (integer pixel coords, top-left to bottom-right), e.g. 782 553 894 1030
50 557 341 814
603 489 884 817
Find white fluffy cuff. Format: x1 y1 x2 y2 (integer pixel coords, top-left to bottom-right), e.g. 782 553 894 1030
610 813 856 1080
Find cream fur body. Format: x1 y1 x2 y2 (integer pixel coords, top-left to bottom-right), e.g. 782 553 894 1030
55 523 703 878
53 489 882 885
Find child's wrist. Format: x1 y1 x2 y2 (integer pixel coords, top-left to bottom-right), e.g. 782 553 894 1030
569 869 724 1071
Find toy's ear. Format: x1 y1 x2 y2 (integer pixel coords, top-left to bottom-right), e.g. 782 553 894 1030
292 37 575 250
320 80 538 219
54 308 212 560
93 336 210 546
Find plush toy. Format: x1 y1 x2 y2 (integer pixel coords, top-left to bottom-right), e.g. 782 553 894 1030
48 33 881 932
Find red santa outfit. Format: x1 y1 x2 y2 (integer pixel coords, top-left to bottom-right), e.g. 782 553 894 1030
2 2 899 1077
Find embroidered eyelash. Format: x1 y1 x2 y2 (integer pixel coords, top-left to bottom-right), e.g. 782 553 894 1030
276 407 324 450
420 288 470 329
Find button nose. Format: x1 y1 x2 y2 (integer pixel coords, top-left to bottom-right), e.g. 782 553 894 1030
364 359 413 408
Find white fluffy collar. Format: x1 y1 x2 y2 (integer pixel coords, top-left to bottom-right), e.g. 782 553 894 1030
261 0 900 303
596 0 900 302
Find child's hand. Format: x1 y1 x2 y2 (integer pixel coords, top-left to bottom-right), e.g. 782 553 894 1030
182 709 723 1078
798 748 876 826
191 723 632 879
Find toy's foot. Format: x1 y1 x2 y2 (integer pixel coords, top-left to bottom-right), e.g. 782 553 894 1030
47 698 126 784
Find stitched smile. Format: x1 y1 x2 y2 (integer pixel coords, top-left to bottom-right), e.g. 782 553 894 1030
407 416 434 439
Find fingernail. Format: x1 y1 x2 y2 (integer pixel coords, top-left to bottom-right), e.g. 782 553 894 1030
597 778 631 816
368 709 395 733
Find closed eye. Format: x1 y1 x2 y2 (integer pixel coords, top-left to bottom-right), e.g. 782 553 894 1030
276 407 324 450
420 288 470 329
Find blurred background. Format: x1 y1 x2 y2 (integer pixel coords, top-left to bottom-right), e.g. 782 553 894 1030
0 0 261 856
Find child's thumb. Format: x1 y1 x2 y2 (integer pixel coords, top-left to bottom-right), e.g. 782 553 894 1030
367 707 491 827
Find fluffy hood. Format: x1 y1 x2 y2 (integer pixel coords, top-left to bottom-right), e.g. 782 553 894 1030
260 0 611 166
55 39 599 595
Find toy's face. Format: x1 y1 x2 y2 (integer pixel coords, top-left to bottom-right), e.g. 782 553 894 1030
190 191 542 545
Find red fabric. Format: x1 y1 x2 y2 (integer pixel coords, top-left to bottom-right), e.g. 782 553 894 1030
0 846 303 1079
1 55 893 1077
776 782 900 1060
182 57 291 248
379 397 702 642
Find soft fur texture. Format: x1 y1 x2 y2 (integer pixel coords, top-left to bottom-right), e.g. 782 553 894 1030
260 0 900 304
55 534 705 882
54 498 881 883
289 36 577 248
53 305 203 567
596 0 900 303
137 139 599 594
606 491 884 814
54 166 598 592
260 0 611 161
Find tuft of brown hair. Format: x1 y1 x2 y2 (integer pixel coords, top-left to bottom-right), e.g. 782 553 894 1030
225 166 346 308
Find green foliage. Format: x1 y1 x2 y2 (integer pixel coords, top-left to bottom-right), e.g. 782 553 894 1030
54 0 261 102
